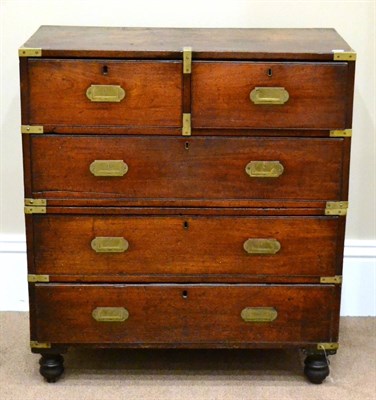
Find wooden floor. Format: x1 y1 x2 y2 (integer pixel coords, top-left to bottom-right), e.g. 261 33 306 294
0 313 375 400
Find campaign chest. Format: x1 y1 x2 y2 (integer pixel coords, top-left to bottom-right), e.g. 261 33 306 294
19 26 355 383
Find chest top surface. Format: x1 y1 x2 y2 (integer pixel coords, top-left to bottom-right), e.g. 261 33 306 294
20 26 354 60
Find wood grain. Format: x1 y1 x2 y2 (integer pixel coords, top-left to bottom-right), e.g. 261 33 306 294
34 284 338 345
192 62 348 129
28 60 182 128
30 135 345 202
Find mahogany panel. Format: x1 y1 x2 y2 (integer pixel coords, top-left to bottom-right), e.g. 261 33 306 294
32 215 340 278
27 60 182 128
192 62 348 129
34 284 337 344
30 135 345 202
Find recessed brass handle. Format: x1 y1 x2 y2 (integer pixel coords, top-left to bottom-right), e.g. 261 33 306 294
86 84 126 102
241 307 278 322
243 238 281 255
91 237 129 253
245 161 284 178
250 87 289 105
90 160 128 177
92 307 129 322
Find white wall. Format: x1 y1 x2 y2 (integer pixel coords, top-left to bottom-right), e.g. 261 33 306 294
0 0 375 314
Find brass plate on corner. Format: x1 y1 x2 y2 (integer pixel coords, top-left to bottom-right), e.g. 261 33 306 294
332 50 356 61
317 342 339 351
90 160 128 177
182 113 191 136
91 237 129 253
28 274 50 283
19 48 42 57
25 198 47 206
21 125 44 134
92 307 129 322
243 238 281 255
325 201 348 216
30 341 51 349
183 46 192 74
86 85 126 102
241 307 278 322
245 161 284 178
250 87 289 105
320 276 342 284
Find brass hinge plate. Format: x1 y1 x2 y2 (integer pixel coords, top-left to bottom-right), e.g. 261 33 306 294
330 129 352 137
28 274 50 283
19 48 42 57
317 342 339 351
183 46 192 74
30 341 51 349
320 275 342 285
332 50 356 61
325 201 348 216
21 125 44 134
182 113 191 136
24 198 47 214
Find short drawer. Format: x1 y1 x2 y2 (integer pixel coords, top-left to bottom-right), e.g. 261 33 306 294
29 135 345 203
33 284 339 345
27 60 182 128
31 215 341 280
192 62 349 129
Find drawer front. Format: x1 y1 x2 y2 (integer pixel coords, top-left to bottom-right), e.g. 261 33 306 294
32 215 340 279
33 284 338 344
27 60 182 128
192 62 348 129
30 136 344 201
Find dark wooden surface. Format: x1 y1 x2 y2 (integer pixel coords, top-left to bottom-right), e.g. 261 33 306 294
192 62 348 129
31 215 340 279
28 60 182 128
20 27 353 354
33 284 337 344
30 136 345 202
21 26 354 60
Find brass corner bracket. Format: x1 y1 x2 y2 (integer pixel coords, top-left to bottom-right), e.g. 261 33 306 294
320 275 342 285
21 125 44 134
19 48 42 57
325 201 348 216
183 46 192 74
24 198 47 214
28 274 50 283
317 342 339 351
30 341 51 349
330 129 352 138
332 50 356 61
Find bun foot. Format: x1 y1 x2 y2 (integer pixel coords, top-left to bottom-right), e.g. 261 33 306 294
39 354 64 383
304 354 329 384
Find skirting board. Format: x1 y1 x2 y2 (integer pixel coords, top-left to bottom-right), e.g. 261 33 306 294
0 235 375 315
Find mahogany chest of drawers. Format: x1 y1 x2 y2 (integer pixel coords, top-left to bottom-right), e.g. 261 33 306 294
19 26 355 383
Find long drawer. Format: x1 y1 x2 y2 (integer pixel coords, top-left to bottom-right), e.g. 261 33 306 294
33 284 339 345
29 135 345 202
27 59 182 128
29 215 342 279
192 61 349 129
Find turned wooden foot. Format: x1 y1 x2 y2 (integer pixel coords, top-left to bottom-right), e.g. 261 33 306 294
39 354 64 383
304 354 329 384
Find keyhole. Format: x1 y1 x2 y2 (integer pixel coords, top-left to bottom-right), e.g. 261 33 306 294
267 68 273 77
182 290 188 299
185 142 189 150
102 65 108 75
183 221 189 229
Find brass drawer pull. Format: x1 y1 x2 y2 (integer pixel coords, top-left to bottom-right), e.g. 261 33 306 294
91 237 129 253
90 160 128 177
92 307 129 322
86 84 126 102
245 161 284 178
243 238 281 255
241 307 278 322
250 87 289 105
